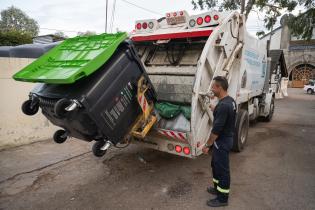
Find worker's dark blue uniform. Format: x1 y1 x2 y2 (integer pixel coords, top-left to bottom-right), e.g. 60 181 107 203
211 96 236 202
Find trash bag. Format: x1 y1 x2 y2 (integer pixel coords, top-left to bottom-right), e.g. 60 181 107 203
180 106 191 120
154 102 181 119
155 102 191 120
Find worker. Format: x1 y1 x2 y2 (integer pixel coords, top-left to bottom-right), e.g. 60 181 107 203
202 76 236 207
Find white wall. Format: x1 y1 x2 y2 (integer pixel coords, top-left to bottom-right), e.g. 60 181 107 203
0 57 57 150
260 28 282 50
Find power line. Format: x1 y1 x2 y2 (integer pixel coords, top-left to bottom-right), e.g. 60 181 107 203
120 0 162 16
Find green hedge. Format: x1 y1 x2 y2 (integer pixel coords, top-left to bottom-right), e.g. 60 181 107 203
0 30 32 46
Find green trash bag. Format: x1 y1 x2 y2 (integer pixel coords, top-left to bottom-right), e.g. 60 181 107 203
180 106 191 120
155 102 192 120
154 102 181 119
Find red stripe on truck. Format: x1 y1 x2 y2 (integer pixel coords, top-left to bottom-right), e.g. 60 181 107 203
131 30 213 42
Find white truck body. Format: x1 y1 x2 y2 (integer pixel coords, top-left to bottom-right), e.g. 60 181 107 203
130 10 276 158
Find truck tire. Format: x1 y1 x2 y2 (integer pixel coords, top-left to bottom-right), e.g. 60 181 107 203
262 97 275 122
232 109 249 152
307 88 314 94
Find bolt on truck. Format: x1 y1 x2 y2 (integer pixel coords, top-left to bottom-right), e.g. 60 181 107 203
14 10 282 159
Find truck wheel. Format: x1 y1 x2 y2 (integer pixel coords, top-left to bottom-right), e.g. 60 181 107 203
53 129 67 144
21 99 39 116
54 98 71 118
263 97 275 122
307 89 314 94
232 109 249 152
92 141 107 157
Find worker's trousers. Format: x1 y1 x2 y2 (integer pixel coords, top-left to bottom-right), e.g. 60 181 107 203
211 136 233 202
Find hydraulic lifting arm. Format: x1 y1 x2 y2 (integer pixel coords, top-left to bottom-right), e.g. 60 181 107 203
130 76 157 139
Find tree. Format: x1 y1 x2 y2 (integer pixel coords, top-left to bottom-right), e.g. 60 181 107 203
54 31 68 39
0 30 33 46
0 6 39 37
191 0 315 40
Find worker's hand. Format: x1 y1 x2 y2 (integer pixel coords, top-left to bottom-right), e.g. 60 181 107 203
202 146 210 154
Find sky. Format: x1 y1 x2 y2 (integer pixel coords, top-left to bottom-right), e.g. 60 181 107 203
0 0 304 38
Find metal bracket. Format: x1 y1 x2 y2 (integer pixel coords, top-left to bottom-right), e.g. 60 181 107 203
65 100 82 111
130 76 157 139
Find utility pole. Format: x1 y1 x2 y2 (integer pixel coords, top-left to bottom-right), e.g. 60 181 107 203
105 0 109 33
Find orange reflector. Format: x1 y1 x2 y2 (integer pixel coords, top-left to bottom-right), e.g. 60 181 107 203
183 147 190 155
175 145 182 153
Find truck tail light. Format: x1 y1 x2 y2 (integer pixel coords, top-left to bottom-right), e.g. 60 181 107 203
175 145 182 153
213 15 219 20
204 15 211 23
197 17 203 25
189 19 196 27
148 22 154 29
183 147 190 155
179 11 184 16
136 23 141 30
142 22 147 29
167 143 174 151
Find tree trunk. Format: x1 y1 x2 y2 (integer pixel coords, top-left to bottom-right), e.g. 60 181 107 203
245 0 256 20
241 0 245 14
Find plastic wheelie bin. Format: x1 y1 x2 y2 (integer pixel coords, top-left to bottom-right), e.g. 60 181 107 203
13 33 157 157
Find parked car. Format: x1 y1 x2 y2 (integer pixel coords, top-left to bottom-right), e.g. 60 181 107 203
304 81 315 94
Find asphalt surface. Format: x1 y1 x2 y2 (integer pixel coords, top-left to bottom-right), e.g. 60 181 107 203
0 88 315 210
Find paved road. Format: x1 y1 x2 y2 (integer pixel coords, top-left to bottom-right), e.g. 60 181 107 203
1 88 315 210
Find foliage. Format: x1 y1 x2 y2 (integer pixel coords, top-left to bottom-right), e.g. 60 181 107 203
0 30 33 46
191 0 315 40
0 6 39 37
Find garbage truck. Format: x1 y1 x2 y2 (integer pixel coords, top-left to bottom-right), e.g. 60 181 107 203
14 10 282 158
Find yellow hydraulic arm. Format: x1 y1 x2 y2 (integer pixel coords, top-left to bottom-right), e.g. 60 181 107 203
130 76 157 139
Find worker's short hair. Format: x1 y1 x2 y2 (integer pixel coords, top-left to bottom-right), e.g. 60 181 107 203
213 76 228 91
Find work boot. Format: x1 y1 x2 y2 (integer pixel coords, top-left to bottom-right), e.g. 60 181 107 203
206 186 217 195
206 198 228 207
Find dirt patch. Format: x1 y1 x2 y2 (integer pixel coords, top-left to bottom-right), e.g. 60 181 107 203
167 177 192 199
26 172 57 191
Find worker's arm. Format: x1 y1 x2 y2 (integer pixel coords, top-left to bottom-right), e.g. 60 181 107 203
202 103 229 154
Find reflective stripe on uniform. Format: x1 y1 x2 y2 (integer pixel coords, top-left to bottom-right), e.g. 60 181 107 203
217 186 230 193
213 178 219 184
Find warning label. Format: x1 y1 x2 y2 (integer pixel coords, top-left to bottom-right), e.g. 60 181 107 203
101 82 134 130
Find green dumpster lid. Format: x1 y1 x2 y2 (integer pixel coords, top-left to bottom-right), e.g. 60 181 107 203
13 32 128 84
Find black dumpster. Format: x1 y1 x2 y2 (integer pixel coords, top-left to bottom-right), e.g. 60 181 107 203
26 40 156 146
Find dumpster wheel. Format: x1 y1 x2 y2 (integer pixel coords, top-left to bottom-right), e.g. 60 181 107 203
92 141 107 157
22 99 39 116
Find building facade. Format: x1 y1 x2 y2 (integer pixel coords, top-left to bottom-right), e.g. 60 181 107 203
260 19 315 88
